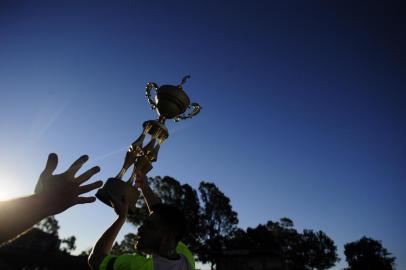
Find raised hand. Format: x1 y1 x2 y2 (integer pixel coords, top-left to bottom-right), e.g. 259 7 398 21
35 153 103 215
110 193 131 218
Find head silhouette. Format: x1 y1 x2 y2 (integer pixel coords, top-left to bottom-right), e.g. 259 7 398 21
136 203 186 255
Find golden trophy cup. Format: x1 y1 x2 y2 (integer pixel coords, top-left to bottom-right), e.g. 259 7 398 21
96 75 201 212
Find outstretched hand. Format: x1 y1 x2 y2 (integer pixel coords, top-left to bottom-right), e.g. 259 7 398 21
35 153 103 215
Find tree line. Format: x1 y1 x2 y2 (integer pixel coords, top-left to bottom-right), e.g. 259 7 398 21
1 175 395 270
114 176 397 270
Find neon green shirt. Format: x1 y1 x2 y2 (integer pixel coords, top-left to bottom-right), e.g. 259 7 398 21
99 242 195 270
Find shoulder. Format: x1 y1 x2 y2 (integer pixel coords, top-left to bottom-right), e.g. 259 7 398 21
99 253 152 270
176 242 195 270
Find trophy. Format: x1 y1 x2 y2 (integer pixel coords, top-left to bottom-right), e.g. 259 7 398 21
95 75 201 212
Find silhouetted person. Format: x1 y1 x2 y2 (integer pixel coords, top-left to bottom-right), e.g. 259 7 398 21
88 172 195 270
0 153 102 244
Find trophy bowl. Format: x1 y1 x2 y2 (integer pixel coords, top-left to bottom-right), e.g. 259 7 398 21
155 85 191 119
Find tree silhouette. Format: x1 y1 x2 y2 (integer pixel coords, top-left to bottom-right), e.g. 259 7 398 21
198 181 239 269
225 218 339 270
36 216 60 236
301 229 339 270
0 219 85 269
35 216 77 254
111 233 138 255
264 219 304 268
344 236 396 270
61 236 76 253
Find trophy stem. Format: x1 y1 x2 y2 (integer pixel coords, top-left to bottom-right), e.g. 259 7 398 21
128 170 137 185
158 116 166 124
116 168 126 179
144 123 153 134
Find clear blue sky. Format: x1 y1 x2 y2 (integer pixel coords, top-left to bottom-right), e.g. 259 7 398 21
0 1 405 269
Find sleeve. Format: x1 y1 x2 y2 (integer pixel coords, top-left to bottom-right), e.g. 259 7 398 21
176 241 195 270
99 253 149 270
99 255 118 270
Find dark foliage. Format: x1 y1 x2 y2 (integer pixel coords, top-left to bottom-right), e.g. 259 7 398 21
225 218 339 270
344 237 396 270
0 228 87 270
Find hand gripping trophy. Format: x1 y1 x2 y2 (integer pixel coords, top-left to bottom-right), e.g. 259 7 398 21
95 75 201 212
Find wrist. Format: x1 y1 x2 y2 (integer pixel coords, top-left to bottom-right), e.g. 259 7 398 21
117 214 127 222
34 193 56 217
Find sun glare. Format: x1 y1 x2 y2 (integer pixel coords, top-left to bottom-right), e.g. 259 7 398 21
0 190 12 201
0 176 23 201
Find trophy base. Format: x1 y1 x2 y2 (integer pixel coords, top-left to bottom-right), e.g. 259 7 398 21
95 178 139 214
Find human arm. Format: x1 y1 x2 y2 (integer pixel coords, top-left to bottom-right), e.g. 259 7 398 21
88 216 126 270
0 153 102 244
88 189 140 270
135 171 161 213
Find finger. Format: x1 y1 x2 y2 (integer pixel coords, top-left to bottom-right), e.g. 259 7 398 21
40 153 58 177
74 196 96 205
75 166 100 184
78 180 103 195
67 155 89 175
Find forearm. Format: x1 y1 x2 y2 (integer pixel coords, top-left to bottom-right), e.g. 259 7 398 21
89 216 126 269
0 194 51 243
139 182 161 213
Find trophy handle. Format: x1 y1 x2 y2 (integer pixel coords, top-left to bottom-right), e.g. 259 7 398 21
178 75 191 87
174 102 201 122
146 82 159 109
